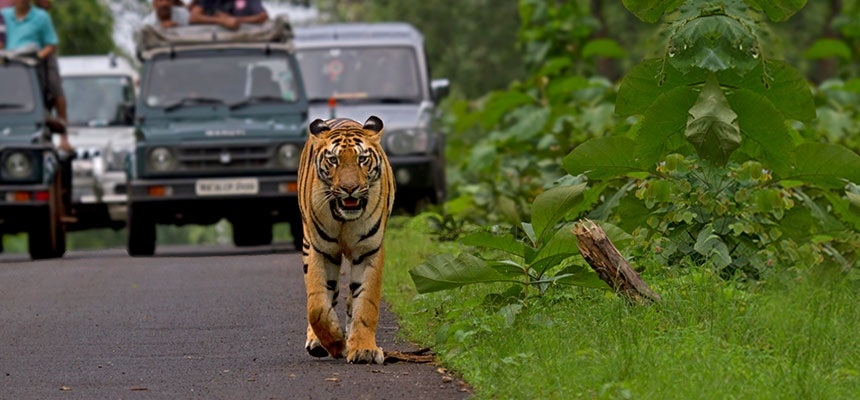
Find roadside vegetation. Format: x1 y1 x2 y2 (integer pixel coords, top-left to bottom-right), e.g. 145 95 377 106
381 0 860 398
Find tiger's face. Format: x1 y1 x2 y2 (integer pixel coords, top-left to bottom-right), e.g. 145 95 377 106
309 117 384 221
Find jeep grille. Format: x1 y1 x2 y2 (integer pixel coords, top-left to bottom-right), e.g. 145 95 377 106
177 145 273 171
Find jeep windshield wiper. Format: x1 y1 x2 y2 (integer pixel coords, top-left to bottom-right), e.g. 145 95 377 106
162 96 225 112
0 102 26 109
229 95 287 110
308 97 417 104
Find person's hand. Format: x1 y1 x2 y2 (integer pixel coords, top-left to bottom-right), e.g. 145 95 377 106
220 15 240 30
161 20 179 28
57 134 74 152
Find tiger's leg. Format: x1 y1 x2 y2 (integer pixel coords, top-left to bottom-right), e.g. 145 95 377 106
345 245 385 364
304 238 345 358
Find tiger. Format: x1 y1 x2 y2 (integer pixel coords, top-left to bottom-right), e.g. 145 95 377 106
297 116 395 364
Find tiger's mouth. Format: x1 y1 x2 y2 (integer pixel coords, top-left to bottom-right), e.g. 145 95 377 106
332 197 367 219
338 197 365 211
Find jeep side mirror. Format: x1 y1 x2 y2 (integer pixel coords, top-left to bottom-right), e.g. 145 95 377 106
431 78 450 101
119 102 135 125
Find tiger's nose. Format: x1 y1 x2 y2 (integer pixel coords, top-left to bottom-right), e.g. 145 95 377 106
341 185 360 196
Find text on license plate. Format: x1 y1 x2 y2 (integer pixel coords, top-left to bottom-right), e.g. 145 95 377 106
195 178 259 196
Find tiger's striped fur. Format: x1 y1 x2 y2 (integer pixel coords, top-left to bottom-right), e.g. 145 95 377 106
297 116 394 364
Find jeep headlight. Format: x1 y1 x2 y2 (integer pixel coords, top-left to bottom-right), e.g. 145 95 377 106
384 129 430 155
2 151 35 180
105 148 131 172
148 147 176 172
276 143 300 169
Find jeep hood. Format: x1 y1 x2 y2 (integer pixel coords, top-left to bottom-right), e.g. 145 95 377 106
308 102 433 130
63 126 135 151
138 117 307 142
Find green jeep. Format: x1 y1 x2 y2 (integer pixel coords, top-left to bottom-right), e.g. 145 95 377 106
127 18 308 256
0 49 70 259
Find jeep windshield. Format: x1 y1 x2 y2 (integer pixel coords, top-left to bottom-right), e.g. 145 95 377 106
0 64 37 114
63 76 135 127
296 46 422 104
142 53 300 111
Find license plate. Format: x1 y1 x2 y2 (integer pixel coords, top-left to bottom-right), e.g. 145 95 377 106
195 178 259 196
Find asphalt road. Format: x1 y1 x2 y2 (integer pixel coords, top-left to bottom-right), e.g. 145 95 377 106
0 244 470 399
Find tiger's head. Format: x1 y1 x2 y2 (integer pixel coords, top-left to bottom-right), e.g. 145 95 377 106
308 116 386 221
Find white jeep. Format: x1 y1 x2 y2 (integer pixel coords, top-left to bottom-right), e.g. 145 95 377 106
58 54 138 230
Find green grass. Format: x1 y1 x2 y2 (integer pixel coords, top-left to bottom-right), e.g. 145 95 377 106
383 217 860 399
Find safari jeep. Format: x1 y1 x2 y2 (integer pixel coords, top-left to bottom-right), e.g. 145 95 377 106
294 23 450 212
127 18 308 256
0 49 69 259
59 54 138 231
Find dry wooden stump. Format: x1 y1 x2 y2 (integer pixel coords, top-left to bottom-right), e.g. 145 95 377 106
573 219 661 303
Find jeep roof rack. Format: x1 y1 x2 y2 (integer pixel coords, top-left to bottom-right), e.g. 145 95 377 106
0 47 40 66
135 16 294 59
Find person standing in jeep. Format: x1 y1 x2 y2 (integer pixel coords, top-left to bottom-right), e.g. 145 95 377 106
0 0 71 152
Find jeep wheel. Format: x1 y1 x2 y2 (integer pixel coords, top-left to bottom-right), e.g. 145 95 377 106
127 203 156 256
29 175 66 260
232 219 273 247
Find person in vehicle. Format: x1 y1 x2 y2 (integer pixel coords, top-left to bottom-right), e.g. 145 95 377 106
143 0 190 28
0 0 12 46
0 0 71 151
188 0 268 29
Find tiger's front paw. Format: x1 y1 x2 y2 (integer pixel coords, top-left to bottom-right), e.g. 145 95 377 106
346 346 384 364
305 338 329 358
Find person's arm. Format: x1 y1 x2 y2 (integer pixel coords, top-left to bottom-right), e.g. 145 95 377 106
189 5 239 29
40 11 59 58
233 11 267 25
233 0 268 24
37 44 55 60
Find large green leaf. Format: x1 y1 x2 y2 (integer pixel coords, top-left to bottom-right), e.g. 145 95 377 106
532 223 580 264
685 74 741 165
728 89 795 177
479 90 536 128
461 231 527 259
531 183 588 245
804 38 852 60
621 0 685 23
557 265 610 289
409 253 507 294
582 38 628 59
532 253 581 278
667 14 761 74
616 59 706 117
717 60 815 122
693 227 732 269
635 86 700 168
562 136 646 180
782 143 860 188
746 0 807 22
824 192 860 232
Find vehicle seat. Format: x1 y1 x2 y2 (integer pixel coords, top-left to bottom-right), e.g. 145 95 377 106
250 67 281 98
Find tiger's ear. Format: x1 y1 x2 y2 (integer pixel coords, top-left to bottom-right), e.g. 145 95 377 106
363 116 383 137
309 119 330 136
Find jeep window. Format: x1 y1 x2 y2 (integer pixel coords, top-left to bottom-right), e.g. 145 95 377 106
296 46 422 103
0 64 37 113
63 76 134 127
142 53 299 110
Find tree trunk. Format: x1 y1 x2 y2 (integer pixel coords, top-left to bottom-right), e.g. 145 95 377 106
573 219 661 303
